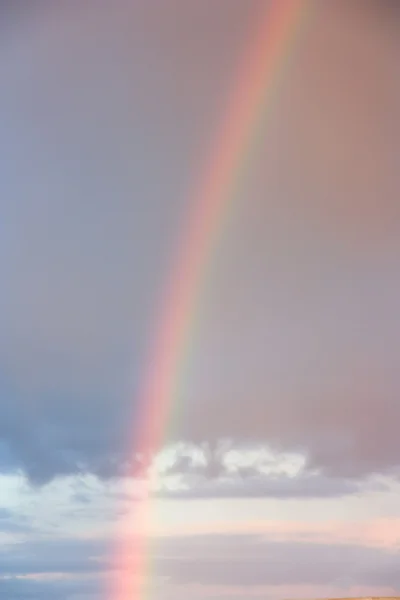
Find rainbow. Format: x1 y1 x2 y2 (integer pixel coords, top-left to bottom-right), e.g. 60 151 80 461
112 1 308 597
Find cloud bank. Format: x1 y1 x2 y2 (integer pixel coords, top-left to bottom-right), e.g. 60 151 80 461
1 532 399 599
0 1 399 491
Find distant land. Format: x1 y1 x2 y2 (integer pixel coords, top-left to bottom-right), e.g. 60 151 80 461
287 597 400 600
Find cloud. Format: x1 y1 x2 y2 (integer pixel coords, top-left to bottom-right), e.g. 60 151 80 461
0 576 103 600
0 0 259 484
0 537 110 578
152 536 400 589
0 507 32 534
158 472 370 500
1 530 400 597
0 0 399 486
153 443 380 499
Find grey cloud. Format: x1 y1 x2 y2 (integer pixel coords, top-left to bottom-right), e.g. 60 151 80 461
0 0 399 484
157 443 385 499
156 442 371 499
0 576 103 600
161 442 229 479
152 534 400 589
172 0 400 480
158 472 369 500
0 0 260 484
0 387 140 484
2 530 400 591
0 508 32 534
0 537 110 577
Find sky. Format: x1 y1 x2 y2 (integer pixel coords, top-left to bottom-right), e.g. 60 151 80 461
0 1 400 599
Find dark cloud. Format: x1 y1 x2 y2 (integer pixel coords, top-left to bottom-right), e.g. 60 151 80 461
0 0 399 485
0 0 259 484
0 382 137 484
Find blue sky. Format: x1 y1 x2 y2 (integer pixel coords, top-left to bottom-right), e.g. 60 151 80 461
1 1 400 599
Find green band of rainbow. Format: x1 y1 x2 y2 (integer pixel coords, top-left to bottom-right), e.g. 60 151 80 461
112 2 309 598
